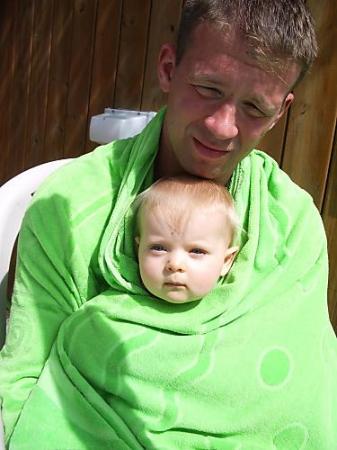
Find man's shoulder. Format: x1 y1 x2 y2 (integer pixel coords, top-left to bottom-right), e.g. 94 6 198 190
250 149 313 204
249 149 325 238
22 138 135 230
33 138 135 204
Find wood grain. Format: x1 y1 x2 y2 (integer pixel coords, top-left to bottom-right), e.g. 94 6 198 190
6 0 35 181
281 0 337 209
0 0 14 184
322 125 337 330
114 0 151 111
85 0 123 153
44 0 74 161
141 0 183 111
23 0 54 169
63 0 98 158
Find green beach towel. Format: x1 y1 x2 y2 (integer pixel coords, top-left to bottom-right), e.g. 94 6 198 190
1 109 337 449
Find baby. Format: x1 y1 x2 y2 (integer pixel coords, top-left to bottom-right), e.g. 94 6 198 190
135 176 238 304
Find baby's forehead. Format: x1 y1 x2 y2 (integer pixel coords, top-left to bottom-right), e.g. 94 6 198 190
139 202 227 232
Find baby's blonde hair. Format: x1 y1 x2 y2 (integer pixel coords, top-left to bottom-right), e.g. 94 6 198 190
135 176 239 244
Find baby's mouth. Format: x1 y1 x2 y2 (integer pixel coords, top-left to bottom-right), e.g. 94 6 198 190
164 281 186 288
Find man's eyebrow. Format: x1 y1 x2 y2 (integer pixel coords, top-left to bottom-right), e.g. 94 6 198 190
189 73 223 84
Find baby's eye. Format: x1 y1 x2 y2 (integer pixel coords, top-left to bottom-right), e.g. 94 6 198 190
190 248 207 255
150 244 167 252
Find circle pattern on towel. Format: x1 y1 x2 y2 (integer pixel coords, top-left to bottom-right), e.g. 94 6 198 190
259 347 291 387
273 423 308 449
2 308 32 356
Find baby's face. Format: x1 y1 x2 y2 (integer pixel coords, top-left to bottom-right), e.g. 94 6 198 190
137 206 236 303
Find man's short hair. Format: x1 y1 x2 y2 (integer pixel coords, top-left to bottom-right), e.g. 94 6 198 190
135 175 239 244
176 0 318 83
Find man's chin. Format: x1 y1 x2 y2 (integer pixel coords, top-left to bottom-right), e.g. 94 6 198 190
181 162 231 184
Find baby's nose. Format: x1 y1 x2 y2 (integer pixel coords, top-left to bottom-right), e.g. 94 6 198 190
165 254 185 272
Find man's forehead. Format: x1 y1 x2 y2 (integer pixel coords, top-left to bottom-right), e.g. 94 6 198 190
184 21 300 89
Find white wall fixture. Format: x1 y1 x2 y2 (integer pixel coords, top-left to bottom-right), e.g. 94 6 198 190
89 108 156 144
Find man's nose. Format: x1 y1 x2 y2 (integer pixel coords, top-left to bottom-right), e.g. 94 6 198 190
204 103 238 140
165 253 185 272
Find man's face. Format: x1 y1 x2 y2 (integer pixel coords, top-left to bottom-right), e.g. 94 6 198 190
137 206 236 304
157 23 300 183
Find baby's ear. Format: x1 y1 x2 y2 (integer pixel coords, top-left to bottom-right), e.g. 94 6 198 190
135 236 140 248
220 246 238 276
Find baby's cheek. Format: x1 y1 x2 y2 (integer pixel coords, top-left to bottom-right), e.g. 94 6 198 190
191 269 217 294
141 259 162 285
193 272 215 295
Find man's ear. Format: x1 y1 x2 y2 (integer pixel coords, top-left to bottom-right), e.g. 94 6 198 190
157 43 176 93
220 246 238 277
267 92 295 132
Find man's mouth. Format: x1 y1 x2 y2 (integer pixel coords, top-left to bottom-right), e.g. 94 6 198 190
193 137 230 159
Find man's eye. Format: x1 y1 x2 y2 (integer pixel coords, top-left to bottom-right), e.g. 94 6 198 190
150 244 166 252
190 248 207 255
194 85 222 98
243 102 268 118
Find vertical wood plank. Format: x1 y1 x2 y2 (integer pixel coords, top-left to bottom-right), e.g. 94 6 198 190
322 126 337 332
23 0 54 169
63 0 98 158
0 0 15 184
141 0 183 111
114 0 151 111
43 0 74 161
85 0 123 153
6 0 35 180
281 0 337 208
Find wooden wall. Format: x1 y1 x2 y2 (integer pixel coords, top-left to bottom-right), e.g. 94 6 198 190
0 0 336 329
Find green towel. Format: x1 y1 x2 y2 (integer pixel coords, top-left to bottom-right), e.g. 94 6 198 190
2 108 337 449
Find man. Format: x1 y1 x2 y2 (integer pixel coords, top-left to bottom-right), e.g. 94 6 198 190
1 0 336 448
155 0 313 184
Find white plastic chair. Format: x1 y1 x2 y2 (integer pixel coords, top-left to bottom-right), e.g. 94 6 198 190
0 159 72 449
0 159 73 349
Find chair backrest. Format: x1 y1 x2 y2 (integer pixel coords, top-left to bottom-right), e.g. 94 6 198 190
0 159 73 349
